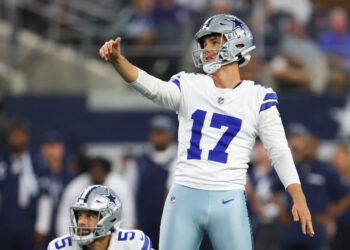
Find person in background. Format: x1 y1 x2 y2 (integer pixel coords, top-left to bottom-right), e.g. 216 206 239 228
126 115 177 248
100 0 156 46
318 7 350 94
265 15 330 94
56 156 135 236
272 125 350 250
318 7 350 68
0 120 39 250
34 130 72 248
330 143 350 250
248 140 280 250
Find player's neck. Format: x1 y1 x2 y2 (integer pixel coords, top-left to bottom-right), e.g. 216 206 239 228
210 63 241 89
86 235 111 250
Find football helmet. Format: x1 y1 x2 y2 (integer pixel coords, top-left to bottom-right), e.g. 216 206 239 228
69 185 122 245
192 14 256 74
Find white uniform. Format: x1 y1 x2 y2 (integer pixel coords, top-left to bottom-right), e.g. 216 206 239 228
47 229 152 250
132 69 300 190
131 69 300 250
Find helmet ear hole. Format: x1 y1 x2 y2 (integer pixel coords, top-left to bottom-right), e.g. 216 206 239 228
236 44 244 48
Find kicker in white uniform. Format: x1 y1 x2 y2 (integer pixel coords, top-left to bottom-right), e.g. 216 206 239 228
99 13 315 250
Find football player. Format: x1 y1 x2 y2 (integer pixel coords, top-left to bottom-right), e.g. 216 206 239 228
99 14 314 250
47 185 153 250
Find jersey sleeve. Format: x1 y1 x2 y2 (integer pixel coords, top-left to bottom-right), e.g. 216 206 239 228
258 88 300 189
131 230 152 250
139 231 153 250
130 68 182 111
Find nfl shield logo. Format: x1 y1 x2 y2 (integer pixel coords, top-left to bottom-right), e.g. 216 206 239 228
170 196 176 203
218 97 224 104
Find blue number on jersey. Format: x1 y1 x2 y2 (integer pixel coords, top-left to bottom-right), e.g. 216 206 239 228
54 237 72 249
187 109 242 164
187 109 206 160
118 231 135 241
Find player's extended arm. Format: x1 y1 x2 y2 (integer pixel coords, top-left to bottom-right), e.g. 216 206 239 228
99 37 181 111
287 183 314 237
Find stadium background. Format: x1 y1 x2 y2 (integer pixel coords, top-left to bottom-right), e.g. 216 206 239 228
0 0 350 250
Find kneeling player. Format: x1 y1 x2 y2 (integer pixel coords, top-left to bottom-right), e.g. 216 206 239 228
48 185 153 250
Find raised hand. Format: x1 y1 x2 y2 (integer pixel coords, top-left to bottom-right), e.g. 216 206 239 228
99 37 122 64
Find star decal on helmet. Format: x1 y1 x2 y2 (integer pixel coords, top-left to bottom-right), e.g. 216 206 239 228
233 19 244 29
223 17 244 30
105 193 116 204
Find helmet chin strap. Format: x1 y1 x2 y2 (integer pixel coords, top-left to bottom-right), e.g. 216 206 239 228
203 62 221 74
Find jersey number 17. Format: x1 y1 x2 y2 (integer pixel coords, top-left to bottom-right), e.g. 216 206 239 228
187 109 242 164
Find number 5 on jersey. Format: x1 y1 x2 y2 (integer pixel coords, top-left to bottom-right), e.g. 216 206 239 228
187 109 242 164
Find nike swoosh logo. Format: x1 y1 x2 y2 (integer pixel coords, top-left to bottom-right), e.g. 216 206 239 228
222 198 234 204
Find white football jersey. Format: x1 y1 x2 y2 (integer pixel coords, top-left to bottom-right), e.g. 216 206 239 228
132 69 300 191
47 229 152 250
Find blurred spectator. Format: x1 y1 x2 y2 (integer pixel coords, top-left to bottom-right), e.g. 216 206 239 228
152 0 192 45
0 120 39 250
312 0 350 10
100 0 156 45
66 151 90 178
318 7 350 94
147 0 195 78
249 140 280 250
56 156 135 236
272 126 350 250
332 143 350 180
266 0 313 25
208 0 233 15
330 143 350 250
318 7 350 65
265 16 330 94
33 130 72 248
126 115 177 248
174 0 208 13
328 69 349 95
98 0 159 76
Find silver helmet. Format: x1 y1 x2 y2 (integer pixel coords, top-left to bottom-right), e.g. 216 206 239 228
69 185 122 245
192 14 256 74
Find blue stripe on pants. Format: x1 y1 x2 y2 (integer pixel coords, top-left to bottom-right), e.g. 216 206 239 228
159 183 253 250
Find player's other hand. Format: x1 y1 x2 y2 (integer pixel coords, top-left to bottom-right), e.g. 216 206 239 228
287 183 315 237
291 198 315 237
99 37 122 64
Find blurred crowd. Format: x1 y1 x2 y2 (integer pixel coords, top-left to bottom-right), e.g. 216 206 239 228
1 0 350 94
0 116 177 250
0 0 350 250
0 116 350 250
